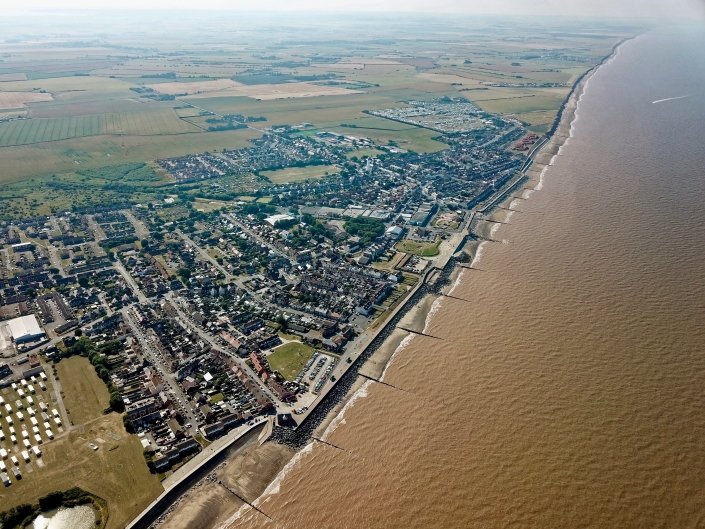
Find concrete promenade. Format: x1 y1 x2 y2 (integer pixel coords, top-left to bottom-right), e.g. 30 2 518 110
125 418 268 529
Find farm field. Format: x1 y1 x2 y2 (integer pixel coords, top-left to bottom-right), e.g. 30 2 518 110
147 78 241 95
0 91 53 109
268 342 315 381
186 82 361 101
262 164 339 184
0 109 199 147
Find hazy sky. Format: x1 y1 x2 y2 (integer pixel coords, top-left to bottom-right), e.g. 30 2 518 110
12 0 705 19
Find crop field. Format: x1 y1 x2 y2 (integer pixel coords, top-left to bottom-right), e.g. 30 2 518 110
147 78 242 95
182 93 399 125
0 109 199 147
0 73 28 82
262 164 339 184
0 76 133 99
187 81 361 101
0 91 53 109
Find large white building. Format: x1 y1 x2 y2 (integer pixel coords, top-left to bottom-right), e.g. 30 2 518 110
0 315 45 357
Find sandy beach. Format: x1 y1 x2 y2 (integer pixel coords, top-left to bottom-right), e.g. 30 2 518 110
156 441 293 529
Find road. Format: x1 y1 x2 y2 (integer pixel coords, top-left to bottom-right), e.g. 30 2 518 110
164 293 280 405
122 210 151 240
177 230 234 281
121 307 200 432
179 229 313 321
225 213 293 260
85 215 107 242
113 259 149 304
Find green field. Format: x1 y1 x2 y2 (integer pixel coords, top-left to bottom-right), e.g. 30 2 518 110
268 341 315 380
262 165 339 184
396 238 441 257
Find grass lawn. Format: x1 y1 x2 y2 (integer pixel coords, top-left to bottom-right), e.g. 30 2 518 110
262 165 339 184
56 356 110 425
396 238 441 257
268 341 315 380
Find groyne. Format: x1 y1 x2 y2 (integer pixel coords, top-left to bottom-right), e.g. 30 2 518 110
269 38 632 449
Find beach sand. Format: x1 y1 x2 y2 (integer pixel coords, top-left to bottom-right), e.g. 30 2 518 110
158 440 293 529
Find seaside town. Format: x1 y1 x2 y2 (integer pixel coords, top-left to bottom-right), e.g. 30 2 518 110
0 97 539 491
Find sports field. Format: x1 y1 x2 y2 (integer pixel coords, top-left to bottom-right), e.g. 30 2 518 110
396 238 441 257
56 356 110 425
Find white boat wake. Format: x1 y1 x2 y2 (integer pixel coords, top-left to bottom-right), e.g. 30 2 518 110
652 95 690 104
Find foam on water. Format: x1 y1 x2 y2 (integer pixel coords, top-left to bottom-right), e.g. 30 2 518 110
471 241 488 268
422 296 444 335
254 442 316 506
447 267 468 297
322 379 373 439
381 333 415 381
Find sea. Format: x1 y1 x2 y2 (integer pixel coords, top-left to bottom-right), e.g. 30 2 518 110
225 27 705 529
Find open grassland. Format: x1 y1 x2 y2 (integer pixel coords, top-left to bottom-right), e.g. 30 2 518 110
0 162 167 219
268 342 315 380
262 164 339 184
0 357 161 529
0 413 162 529
396 238 441 257
56 356 109 425
0 127 261 184
0 108 199 147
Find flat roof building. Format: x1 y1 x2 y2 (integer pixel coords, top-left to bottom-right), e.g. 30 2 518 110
1 315 45 345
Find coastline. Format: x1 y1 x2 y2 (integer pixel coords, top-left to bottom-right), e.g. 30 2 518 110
267 36 630 447
139 38 632 529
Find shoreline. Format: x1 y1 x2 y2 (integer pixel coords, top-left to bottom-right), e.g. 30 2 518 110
267 37 630 449
131 38 633 529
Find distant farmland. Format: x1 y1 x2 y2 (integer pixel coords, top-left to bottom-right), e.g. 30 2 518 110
0 109 199 146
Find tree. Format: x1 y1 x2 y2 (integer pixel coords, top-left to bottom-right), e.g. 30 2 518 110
178 267 192 281
109 392 125 412
123 415 135 433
